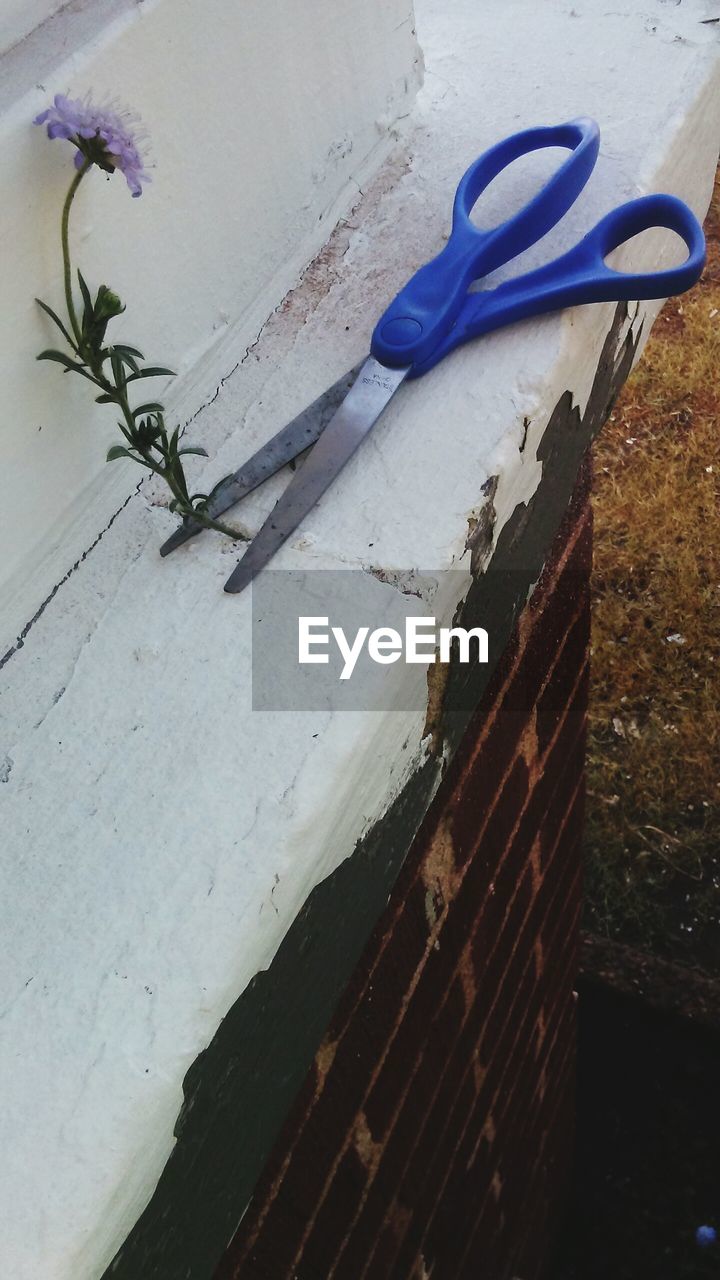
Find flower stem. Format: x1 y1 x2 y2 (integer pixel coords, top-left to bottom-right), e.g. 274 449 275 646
185 511 249 540
61 161 91 347
54 160 246 544
105 378 247 541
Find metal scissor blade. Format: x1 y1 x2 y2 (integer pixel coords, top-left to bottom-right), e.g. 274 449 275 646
159 362 364 556
224 356 409 594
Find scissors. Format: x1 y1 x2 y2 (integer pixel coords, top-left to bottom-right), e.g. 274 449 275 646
159 117 705 591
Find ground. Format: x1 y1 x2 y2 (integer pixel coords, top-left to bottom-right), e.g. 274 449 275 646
583 171 720 975
552 172 720 1280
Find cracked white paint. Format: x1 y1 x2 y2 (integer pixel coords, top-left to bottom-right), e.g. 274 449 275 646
1 1 719 1277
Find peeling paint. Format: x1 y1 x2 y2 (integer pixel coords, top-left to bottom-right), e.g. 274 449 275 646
365 566 437 601
353 1112 382 1170
465 475 499 577
423 660 450 753
315 1037 339 1085
420 816 458 908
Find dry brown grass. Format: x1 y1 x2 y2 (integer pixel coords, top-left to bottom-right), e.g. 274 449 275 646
585 172 720 970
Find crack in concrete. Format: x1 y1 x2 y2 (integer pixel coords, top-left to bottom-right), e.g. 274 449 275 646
519 416 531 454
364 566 437 602
0 480 141 672
0 300 303 675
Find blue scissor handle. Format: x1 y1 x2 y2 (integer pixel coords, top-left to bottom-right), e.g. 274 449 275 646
371 117 601 370
409 192 705 376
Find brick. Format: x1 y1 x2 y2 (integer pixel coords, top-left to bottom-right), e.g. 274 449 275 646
294 1144 368 1280
443 950 579 1277
389 855 581 1276
362 759 530 1140
419 825 582 1208
423 1015 569 1277
242 736 577 1276
493 1036 577 1280
536 601 590 754
218 476 592 1280
241 914 438 1269
447 504 590 868
323 978 469 1280
506 514 591 717
448 716 527 865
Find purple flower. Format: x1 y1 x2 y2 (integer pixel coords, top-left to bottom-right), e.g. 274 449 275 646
34 93 150 197
696 1225 717 1248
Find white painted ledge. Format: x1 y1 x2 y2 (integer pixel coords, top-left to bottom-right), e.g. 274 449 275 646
1 1 719 1277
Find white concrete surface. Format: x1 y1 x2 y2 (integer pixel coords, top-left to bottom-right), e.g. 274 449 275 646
1 1 719 1277
0 0 63 58
0 0 422 644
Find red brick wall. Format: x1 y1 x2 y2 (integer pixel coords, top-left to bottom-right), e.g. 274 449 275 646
215 460 592 1280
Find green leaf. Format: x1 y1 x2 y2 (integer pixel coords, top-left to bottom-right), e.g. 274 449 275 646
106 445 136 462
110 350 126 391
77 270 93 323
35 299 74 347
37 348 71 363
95 393 117 404
104 346 140 375
111 344 144 360
37 349 104 388
131 402 165 419
177 446 209 458
37 349 84 372
125 366 176 382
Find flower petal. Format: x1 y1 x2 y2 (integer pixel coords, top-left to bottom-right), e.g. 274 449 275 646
32 90 150 193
